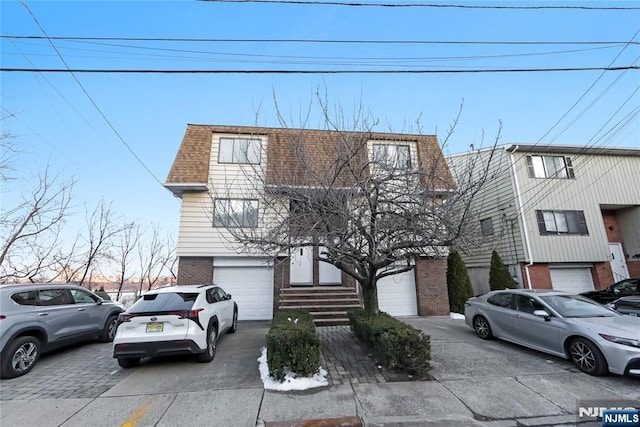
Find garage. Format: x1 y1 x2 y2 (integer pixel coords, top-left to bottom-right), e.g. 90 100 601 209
549 267 595 294
213 259 273 321
377 270 418 316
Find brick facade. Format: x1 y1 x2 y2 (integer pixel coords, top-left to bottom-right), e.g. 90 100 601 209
414 257 449 316
177 257 213 285
273 257 290 314
520 263 552 289
591 262 614 290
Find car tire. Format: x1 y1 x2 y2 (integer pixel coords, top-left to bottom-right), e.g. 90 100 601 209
0 336 41 379
197 324 218 363
117 357 141 369
473 316 493 340
98 314 119 343
569 338 609 376
228 307 238 334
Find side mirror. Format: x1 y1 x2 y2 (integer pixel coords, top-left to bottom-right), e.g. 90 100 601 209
226 294 232 300
533 309 551 321
96 297 104 305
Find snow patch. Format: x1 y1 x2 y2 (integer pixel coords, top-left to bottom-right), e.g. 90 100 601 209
257 347 328 391
450 312 465 320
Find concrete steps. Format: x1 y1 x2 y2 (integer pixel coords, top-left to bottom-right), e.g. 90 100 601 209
279 286 362 326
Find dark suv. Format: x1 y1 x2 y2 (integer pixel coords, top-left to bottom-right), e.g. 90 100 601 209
0 283 124 379
580 278 640 304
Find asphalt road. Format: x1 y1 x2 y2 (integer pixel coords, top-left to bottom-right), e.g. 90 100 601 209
0 317 638 426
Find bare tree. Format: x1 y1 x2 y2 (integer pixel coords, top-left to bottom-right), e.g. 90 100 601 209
106 221 140 301
214 93 499 315
0 168 74 283
137 224 170 293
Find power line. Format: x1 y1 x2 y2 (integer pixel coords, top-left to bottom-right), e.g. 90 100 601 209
198 0 640 10
2 66 638 73
4 35 638 45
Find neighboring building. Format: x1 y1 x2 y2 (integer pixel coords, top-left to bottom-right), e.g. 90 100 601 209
164 124 455 321
448 144 640 295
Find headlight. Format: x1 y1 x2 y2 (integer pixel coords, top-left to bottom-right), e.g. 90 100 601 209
600 334 640 348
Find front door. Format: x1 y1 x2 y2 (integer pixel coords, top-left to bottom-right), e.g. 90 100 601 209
318 246 342 285
609 242 630 281
290 246 313 285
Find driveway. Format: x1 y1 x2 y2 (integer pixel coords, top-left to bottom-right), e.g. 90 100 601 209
0 317 638 426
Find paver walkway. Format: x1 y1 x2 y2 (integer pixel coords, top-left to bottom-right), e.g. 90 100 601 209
317 326 387 385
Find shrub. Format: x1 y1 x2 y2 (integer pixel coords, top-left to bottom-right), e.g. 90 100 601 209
447 251 474 313
489 250 517 290
266 309 322 381
348 309 431 377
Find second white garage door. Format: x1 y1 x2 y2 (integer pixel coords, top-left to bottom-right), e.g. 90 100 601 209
550 267 595 294
377 270 418 317
213 266 274 320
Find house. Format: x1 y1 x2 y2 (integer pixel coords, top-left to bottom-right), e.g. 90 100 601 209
447 144 640 295
164 124 456 321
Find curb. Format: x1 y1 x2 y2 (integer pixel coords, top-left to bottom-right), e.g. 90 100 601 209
264 416 363 427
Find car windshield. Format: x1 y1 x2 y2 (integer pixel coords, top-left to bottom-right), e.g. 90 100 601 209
540 294 617 318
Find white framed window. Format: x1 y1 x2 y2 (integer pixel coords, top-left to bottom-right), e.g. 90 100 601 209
214 199 258 227
536 210 588 235
480 217 494 236
372 144 411 169
526 155 574 179
218 138 261 164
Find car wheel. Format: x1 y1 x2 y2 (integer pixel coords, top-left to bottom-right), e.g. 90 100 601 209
569 338 608 376
473 316 493 340
1 336 41 379
98 314 119 343
228 308 238 334
197 324 218 363
117 357 141 369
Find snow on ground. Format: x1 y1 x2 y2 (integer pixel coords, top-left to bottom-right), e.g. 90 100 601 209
450 312 465 320
257 347 328 391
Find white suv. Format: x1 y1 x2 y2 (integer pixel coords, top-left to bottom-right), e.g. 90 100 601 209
112 285 237 368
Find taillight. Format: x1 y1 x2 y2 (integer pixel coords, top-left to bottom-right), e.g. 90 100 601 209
117 313 133 322
178 308 204 320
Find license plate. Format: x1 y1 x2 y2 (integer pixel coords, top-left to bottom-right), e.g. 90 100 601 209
146 322 164 333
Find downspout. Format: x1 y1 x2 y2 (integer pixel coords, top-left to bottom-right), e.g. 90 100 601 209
509 145 534 289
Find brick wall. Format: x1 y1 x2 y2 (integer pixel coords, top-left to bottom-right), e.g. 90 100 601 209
177 257 213 285
414 257 449 316
520 263 552 289
592 262 614 290
273 257 289 314
627 261 640 278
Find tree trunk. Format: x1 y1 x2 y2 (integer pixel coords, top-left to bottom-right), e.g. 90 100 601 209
361 281 379 317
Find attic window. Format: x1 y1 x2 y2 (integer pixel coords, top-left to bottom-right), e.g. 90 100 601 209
372 144 411 169
218 138 261 164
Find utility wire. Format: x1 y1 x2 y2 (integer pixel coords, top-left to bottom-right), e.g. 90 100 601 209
198 0 640 10
2 66 638 73
19 1 164 187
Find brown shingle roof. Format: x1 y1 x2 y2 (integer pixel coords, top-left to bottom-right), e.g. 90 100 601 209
165 124 456 193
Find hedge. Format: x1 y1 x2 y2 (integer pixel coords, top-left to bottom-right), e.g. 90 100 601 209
348 309 431 377
266 309 322 381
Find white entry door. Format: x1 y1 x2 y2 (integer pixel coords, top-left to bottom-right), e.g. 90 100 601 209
609 242 630 281
290 246 313 284
318 246 342 285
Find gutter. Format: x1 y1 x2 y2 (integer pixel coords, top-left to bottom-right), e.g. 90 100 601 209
509 145 534 289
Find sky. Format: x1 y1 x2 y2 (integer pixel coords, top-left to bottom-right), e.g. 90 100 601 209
1 0 639 248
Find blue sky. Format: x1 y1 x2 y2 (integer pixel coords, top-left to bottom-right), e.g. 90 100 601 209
1 0 638 243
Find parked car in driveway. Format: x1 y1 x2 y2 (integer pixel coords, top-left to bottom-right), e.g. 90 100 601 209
464 289 640 377
607 296 640 317
113 285 237 368
580 278 640 304
0 283 124 379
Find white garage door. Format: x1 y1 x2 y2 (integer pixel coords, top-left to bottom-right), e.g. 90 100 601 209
377 270 418 316
550 267 595 294
213 266 274 320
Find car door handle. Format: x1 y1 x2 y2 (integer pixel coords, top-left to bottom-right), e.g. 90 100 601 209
77 308 86 311
38 312 49 316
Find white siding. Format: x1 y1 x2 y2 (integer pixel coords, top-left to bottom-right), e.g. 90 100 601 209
513 152 640 263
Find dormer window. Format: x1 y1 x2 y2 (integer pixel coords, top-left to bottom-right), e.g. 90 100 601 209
218 138 261 164
526 155 574 179
372 144 411 169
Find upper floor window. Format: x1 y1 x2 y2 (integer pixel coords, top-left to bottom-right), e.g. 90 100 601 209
480 218 494 236
218 138 261 164
536 210 588 235
372 144 411 169
526 155 574 179
214 199 258 227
